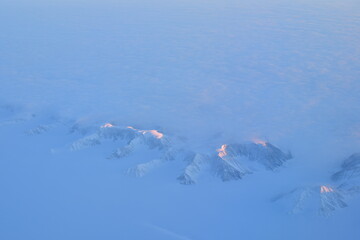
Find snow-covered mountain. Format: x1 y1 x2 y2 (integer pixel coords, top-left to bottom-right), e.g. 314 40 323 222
1 105 293 185
332 154 360 183
2 105 359 214
1 1 359 238
66 121 293 184
274 153 360 216
332 153 360 194
273 185 348 216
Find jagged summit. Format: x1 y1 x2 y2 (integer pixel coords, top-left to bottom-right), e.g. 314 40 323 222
214 155 251 181
273 185 348 216
331 153 360 195
70 123 176 177
177 141 291 184
70 124 169 152
332 153 360 182
17 113 292 185
5 107 360 217
273 153 360 216
177 153 209 185
215 142 292 170
67 122 293 184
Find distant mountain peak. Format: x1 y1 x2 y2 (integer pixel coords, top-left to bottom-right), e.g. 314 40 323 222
68 123 292 184
273 185 348 216
332 153 360 182
15 112 293 185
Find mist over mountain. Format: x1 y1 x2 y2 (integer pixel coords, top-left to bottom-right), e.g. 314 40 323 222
0 0 359 239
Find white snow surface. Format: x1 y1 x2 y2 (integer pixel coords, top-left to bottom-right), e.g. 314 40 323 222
1 0 360 239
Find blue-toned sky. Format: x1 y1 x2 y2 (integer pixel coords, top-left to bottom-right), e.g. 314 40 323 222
0 1 359 239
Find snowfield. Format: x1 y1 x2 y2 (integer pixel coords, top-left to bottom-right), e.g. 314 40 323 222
1 0 360 239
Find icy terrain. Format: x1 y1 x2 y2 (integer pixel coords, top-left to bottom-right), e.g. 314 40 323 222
1 0 360 239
